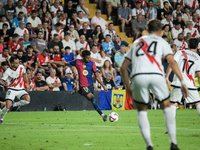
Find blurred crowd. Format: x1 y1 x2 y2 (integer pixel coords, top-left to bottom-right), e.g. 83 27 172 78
0 0 200 92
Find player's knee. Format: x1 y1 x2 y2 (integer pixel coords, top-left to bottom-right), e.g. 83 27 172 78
6 100 12 109
22 95 31 102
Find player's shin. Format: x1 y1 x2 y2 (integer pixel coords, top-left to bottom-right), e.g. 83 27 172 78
196 104 200 116
91 97 103 116
137 111 153 148
13 100 30 107
0 107 9 121
163 106 177 145
171 105 177 118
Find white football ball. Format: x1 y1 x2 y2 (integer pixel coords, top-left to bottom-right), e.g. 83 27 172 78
109 112 119 122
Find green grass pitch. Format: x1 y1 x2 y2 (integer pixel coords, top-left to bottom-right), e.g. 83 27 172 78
0 110 199 150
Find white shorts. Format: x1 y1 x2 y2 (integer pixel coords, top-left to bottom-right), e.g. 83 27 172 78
5 89 29 101
170 87 200 104
131 74 169 104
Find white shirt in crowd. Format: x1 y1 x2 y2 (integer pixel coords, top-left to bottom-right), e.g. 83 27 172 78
50 5 63 15
46 76 61 91
161 19 173 28
173 39 188 51
27 16 42 28
90 51 102 67
103 29 117 39
15 6 27 15
132 8 145 18
100 56 112 67
62 39 76 53
171 27 183 39
14 27 29 40
184 28 200 38
76 41 90 51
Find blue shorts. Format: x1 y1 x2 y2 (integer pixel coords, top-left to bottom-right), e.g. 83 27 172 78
78 85 94 97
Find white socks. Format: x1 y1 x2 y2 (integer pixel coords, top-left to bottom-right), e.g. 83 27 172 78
13 100 29 107
171 105 177 118
163 106 177 144
137 111 153 148
196 104 200 116
0 107 9 120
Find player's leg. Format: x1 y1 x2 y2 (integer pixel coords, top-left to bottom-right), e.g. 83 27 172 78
13 93 30 108
132 76 153 149
195 102 200 115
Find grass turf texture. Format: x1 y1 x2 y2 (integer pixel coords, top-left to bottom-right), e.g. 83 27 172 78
0 110 199 150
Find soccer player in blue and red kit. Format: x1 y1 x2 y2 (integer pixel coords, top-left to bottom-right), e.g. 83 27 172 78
52 50 108 122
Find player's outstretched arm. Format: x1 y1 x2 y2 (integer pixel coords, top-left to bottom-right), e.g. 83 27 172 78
49 61 71 66
94 72 108 92
120 58 132 96
166 55 189 97
165 65 172 85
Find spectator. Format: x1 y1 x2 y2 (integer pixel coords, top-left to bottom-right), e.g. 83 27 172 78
41 11 52 30
37 49 51 76
20 34 32 50
132 14 147 39
90 45 102 69
171 22 183 40
4 0 16 23
26 0 38 14
0 23 12 44
58 14 66 30
173 0 184 8
76 0 90 18
64 0 75 19
32 31 48 53
135 0 147 8
77 11 90 29
62 32 76 54
191 12 200 30
173 13 186 29
16 49 25 64
106 0 121 20
24 45 37 70
103 71 116 90
91 25 104 43
76 47 84 59
51 0 63 17
26 24 36 39
184 21 200 38
61 68 76 91
46 69 62 91
12 12 27 30
0 15 10 30
172 3 182 20
185 0 198 10
24 72 36 91
114 35 130 52
38 0 50 19
185 32 191 43
182 6 191 22
173 33 188 51
48 34 64 54
91 10 108 33
8 34 24 55
90 35 102 52
101 34 114 56
78 22 92 42
161 24 172 43
35 71 49 91
0 48 10 65
0 36 7 53
14 21 29 41
63 46 76 65
67 24 80 42
196 7 200 18
103 23 117 40
40 22 51 42
144 0 157 20
114 45 126 72
100 49 112 67
50 45 63 62
0 61 8 78
51 23 64 41
161 13 173 28
68 12 80 31
118 0 131 33
27 10 42 32
146 0 160 10
15 0 28 18
132 1 145 19
52 10 62 30
159 1 172 20
76 35 90 52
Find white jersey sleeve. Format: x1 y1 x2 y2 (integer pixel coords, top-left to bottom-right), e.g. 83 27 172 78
1 71 8 81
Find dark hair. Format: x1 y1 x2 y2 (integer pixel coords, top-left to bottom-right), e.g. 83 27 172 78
106 34 111 38
17 49 23 53
176 3 181 8
108 23 113 26
56 10 62 14
55 22 61 27
162 24 171 31
65 46 71 50
82 50 91 57
26 22 32 26
3 48 8 52
54 34 59 37
164 1 168 5
2 23 8 27
32 10 37 14
1 15 6 19
80 47 85 51
177 13 182 17
178 33 183 36
13 33 19 38
36 71 42 75
43 49 48 53
10 56 18 63
27 45 33 50
38 31 43 35
92 25 102 35
188 38 199 49
162 35 167 39
1 61 8 66
39 0 50 11
147 19 162 33
64 32 71 36
78 11 83 15
18 11 24 15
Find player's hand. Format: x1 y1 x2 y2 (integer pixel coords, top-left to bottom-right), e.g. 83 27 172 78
4 82 8 87
126 85 132 97
181 84 189 98
165 76 169 85
103 86 108 92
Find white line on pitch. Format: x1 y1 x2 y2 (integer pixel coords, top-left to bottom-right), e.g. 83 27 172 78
3 123 200 131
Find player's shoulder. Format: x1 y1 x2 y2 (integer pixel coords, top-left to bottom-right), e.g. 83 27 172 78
89 59 96 65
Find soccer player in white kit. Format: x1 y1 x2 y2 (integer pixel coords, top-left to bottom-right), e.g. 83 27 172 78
0 56 31 124
166 38 200 117
120 19 188 150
